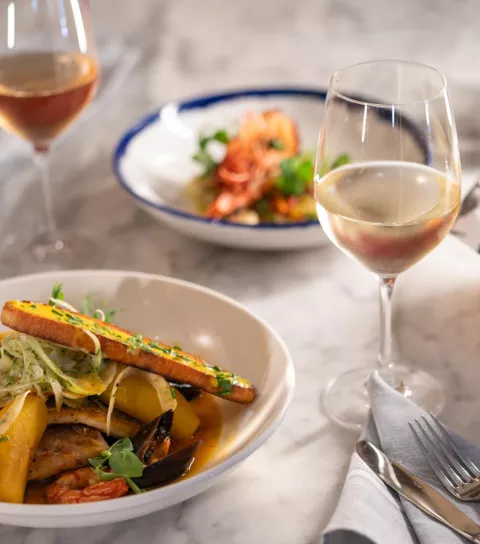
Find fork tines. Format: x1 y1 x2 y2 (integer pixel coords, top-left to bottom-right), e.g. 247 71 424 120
409 413 480 493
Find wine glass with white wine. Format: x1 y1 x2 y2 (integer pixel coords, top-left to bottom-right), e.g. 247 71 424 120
0 0 99 270
315 60 461 430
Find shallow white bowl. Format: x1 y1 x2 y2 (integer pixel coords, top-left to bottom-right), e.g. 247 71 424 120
114 88 327 250
0 270 294 528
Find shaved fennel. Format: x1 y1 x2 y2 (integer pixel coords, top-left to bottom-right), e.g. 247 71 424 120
0 333 112 408
106 365 177 436
0 390 30 437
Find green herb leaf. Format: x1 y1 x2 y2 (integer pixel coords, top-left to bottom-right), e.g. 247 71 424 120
89 438 144 494
269 138 284 150
88 455 109 469
212 129 229 144
50 283 65 303
216 373 233 396
193 130 230 178
104 309 117 324
109 450 144 478
170 387 176 399
193 149 217 178
0 435 8 444
81 296 90 316
275 156 314 196
109 438 134 455
330 153 351 170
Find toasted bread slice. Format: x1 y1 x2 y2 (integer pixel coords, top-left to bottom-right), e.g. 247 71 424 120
2 301 256 404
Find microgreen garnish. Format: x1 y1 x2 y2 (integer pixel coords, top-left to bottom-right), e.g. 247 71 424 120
50 283 65 303
82 295 117 324
88 438 144 494
193 129 230 178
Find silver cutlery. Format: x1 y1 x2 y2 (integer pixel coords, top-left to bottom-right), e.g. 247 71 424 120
357 440 480 542
410 414 480 501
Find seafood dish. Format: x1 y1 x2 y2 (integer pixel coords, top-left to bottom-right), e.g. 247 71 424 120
0 285 256 505
187 109 350 225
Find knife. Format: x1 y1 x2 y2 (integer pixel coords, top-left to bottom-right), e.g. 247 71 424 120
357 440 480 543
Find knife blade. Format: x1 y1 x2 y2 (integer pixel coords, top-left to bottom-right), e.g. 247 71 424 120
357 440 480 543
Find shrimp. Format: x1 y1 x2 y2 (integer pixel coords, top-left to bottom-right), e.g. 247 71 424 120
46 467 129 504
206 110 299 219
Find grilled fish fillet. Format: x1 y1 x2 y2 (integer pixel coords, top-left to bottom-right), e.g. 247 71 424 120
47 404 141 438
2 301 256 404
28 425 108 481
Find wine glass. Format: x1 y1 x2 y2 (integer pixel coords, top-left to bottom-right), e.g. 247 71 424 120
315 60 461 430
0 0 99 269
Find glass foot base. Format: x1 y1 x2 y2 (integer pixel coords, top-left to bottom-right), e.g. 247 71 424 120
322 365 444 432
0 231 104 277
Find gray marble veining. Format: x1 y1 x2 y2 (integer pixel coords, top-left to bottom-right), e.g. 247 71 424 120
1 0 480 542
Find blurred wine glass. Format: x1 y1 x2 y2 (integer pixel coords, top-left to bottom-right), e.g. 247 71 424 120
315 60 461 430
0 0 99 270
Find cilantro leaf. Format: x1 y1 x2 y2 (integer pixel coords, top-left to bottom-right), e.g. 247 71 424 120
193 149 217 178
211 129 229 144
193 129 230 178
50 283 65 303
275 156 314 196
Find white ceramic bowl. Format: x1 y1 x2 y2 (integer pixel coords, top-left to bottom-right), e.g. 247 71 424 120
0 270 294 528
113 87 429 251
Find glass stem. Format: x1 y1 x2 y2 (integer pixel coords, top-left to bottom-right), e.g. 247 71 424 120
377 276 398 387
33 148 58 240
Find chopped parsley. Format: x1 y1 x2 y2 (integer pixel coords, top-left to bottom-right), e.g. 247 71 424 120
216 373 233 396
51 309 63 317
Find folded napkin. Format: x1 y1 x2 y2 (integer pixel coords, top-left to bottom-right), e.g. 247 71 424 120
322 371 480 544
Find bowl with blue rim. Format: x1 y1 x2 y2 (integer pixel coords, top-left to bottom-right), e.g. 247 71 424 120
113 87 428 251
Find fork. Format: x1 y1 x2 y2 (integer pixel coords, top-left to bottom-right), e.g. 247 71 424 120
409 414 480 501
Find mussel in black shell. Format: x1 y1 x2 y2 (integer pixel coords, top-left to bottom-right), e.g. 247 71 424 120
168 382 202 401
132 441 201 488
132 410 173 465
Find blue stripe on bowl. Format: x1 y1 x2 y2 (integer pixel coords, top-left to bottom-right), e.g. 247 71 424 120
113 86 430 230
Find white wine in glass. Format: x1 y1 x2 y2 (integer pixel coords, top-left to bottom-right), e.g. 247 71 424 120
0 0 99 270
315 61 461 430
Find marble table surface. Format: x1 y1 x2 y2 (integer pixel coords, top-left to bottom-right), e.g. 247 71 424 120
2 0 480 542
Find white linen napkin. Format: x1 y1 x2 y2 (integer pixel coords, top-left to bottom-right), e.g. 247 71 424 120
322 371 480 543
